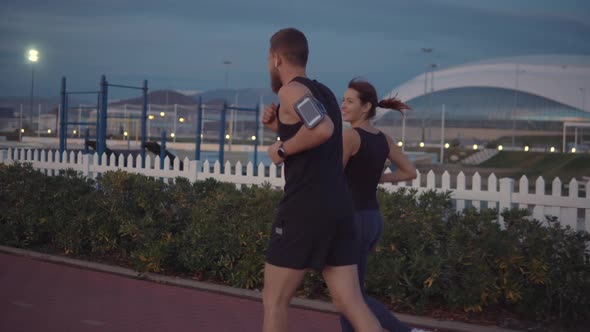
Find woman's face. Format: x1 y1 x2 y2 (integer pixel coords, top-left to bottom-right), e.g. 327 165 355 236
341 88 371 123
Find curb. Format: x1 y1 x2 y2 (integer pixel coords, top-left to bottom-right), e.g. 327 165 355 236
0 245 523 332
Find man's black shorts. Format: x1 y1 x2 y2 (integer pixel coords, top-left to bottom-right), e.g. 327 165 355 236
265 215 359 272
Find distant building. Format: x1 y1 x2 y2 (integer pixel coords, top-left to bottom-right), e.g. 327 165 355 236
376 55 590 142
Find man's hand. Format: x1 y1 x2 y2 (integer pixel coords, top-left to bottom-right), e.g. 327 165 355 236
267 141 285 165
262 102 279 133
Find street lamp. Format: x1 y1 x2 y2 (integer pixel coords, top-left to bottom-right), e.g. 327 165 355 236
581 88 586 111
428 63 438 140
177 115 185 143
28 49 39 133
221 60 234 151
421 48 433 142
223 60 232 89
229 92 239 151
512 64 526 147
124 131 130 150
400 110 407 152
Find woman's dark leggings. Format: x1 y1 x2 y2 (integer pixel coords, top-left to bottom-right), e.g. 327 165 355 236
340 209 411 332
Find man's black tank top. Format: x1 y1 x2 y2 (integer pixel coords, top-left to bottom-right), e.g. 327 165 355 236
344 128 389 211
276 77 353 222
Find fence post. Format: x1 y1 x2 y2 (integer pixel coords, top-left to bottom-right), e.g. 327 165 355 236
498 177 515 228
188 160 200 182
0 149 7 164
82 153 91 177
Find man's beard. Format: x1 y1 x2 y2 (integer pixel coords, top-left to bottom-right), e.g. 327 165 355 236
270 68 282 94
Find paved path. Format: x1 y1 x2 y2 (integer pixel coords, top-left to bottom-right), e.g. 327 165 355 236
0 253 340 332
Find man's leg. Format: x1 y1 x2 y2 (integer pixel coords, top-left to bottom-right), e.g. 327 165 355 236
323 264 382 332
262 262 306 332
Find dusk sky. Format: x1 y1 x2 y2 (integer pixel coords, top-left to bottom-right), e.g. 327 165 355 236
1 0 590 100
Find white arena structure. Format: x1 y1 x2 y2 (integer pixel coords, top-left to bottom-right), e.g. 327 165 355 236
375 55 590 143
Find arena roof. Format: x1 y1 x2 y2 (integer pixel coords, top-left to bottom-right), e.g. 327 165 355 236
376 55 590 121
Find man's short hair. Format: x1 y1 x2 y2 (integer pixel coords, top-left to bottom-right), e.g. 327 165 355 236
270 28 309 67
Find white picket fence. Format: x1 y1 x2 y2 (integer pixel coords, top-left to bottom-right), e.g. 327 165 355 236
2 148 589 232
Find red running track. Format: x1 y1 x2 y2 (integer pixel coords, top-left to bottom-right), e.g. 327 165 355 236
0 252 341 332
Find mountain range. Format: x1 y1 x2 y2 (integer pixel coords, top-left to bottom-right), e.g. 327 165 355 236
0 88 278 109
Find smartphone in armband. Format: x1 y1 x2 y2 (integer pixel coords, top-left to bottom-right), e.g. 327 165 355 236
293 94 326 129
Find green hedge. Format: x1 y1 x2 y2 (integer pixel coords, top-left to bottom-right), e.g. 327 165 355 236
1 162 589 326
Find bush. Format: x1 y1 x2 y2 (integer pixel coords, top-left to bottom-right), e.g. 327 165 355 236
0 162 53 247
1 162 588 326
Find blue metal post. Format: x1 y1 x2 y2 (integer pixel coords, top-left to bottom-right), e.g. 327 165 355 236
96 90 100 144
195 96 203 161
219 102 227 171
254 103 260 174
97 76 103 157
102 76 109 158
141 80 148 168
59 77 67 155
84 128 90 154
160 130 166 170
64 95 69 155
98 75 108 160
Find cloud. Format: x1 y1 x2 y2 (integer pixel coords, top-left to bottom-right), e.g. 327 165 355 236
1 0 589 98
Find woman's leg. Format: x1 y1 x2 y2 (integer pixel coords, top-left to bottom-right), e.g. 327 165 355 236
340 210 412 332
